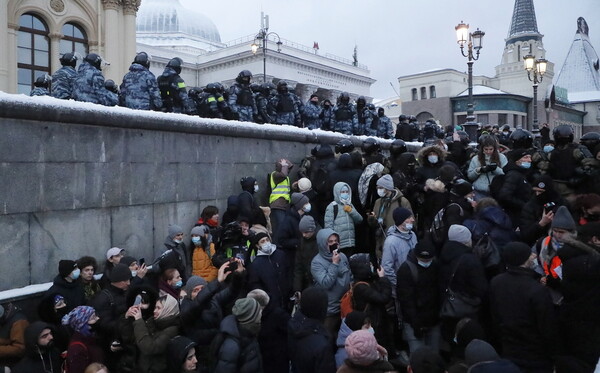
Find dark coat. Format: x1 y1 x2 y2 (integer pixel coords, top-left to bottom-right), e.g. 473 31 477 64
497 162 532 227
11 322 62 373
88 285 127 349
463 205 518 251
163 236 190 281
273 208 302 255
489 267 561 371
445 193 474 227
215 315 263 373
132 315 180 373
337 359 396 373
293 228 320 292
397 250 441 328
65 331 105 373
46 275 86 312
247 249 290 310
0 303 28 366
238 190 266 226
350 261 392 331
439 240 488 300
519 192 567 245
288 311 335 373
258 303 290 373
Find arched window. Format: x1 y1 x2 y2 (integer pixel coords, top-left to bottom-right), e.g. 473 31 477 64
420 87 427 100
60 23 88 57
429 85 436 99
411 88 418 101
17 13 50 94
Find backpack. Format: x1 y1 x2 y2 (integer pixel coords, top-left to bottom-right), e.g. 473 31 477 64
472 233 501 268
488 174 506 200
429 203 463 244
62 341 88 373
340 281 369 319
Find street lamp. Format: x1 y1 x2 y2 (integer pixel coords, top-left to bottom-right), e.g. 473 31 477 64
455 21 485 142
523 54 547 144
251 13 282 83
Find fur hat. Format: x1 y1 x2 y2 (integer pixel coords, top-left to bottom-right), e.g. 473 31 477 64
76 256 98 272
58 260 77 278
376 174 394 191
345 330 380 366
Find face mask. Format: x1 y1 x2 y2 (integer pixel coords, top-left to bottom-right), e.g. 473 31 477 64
254 185 259 193
404 223 413 231
466 197 474 203
340 192 350 201
260 242 275 255
131 270 137 277
174 238 182 244
174 280 183 289
417 260 432 268
543 145 554 153
377 188 387 198
586 213 600 222
503 131 509 135
428 155 438 164
191 236 201 244
329 243 339 253
367 327 375 334
71 268 81 280
520 162 531 169
303 204 312 213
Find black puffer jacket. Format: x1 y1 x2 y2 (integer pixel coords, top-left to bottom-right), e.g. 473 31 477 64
46 275 86 312
439 240 488 300
350 257 392 331
293 227 321 292
288 311 335 373
214 315 263 373
519 192 567 245
497 162 532 227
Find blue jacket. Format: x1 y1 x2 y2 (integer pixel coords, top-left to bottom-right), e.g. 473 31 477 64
119 63 162 110
51 66 77 99
73 62 112 105
324 182 363 249
382 226 417 293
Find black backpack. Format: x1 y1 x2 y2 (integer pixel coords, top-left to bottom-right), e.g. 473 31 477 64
472 232 501 268
429 203 463 244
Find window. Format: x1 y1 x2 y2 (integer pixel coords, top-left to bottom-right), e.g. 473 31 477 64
477 114 489 125
513 114 519 126
498 113 508 125
60 23 88 58
17 14 50 95
411 88 418 101
429 85 436 99
420 87 427 100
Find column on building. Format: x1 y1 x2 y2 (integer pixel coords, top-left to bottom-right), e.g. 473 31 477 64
101 0 123 82
122 0 140 76
2 12 15 92
294 83 319 103
49 32 62 76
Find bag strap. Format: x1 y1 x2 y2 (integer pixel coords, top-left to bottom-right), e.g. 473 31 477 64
406 261 419 283
447 255 464 291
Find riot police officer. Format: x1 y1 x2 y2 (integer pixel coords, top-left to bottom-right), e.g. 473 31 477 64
228 70 257 122
51 53 77 99
157 57 190 113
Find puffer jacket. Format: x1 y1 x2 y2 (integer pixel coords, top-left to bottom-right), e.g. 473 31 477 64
467 153 508 193
132 315 180 373
368 188 412 234
381 226 417 293
324 182 363 249
214 315 263 373
497 162 533 227
190 225 217 282
334 318 353 368
288 311 336 373
310 229 352 315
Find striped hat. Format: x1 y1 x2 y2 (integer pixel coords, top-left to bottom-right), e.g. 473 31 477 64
232 298 262 324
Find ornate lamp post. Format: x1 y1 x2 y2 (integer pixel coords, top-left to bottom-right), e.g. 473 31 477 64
523 54 547 144
455 21 485 142
250 13 282 83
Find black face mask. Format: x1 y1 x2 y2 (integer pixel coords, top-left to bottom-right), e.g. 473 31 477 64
535 192 550 204
329 243 338 253
586 213 600 222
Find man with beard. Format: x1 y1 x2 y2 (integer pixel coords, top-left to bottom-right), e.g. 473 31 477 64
11 322 62 373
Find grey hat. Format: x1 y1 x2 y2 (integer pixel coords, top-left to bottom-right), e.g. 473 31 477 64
376 174 394 191
448 224 472 245
190 225 208 236
183 276 207 297
232 298 262 324
298 215 317 233
168 224 183 239
551 206 576 231
291 193 309 212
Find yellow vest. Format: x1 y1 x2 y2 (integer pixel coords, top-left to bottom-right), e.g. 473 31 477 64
269 172 291 204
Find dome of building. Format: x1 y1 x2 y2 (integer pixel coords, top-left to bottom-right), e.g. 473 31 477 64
136 0 221 43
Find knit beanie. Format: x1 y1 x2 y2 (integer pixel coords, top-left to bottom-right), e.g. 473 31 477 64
345 330 380 366
451 179 473 197
393 207 413 226
61 305 95 333
448 224 472 245
532 174 554 191
58 260 77 278
300 287 328 321
509 148 530 163
298 215 316 233
120 256 137 268
232 298 262 324
345 311 368 331
551 206 576 231
168 224 183 239
251 232 270 247
247 289 270 308
465 339 500 366
291 193 309 211
109 263 132 283
376 174 394 191
298 178 312 192
409 346 446 373
183 276 207 297
240 176 257 191
502 242 531 267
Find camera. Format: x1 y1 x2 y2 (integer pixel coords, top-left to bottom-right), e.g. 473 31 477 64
225 259 237 273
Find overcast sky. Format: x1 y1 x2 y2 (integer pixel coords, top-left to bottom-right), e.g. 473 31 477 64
180 0 599 99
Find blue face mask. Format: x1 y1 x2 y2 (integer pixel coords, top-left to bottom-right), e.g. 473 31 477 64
191 236 201 244
174 280 183 289
71 268 81 280
520 162 531 169
543 145 554 153
417 260 432 268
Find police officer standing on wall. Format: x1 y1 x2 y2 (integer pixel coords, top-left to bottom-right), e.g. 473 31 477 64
119 52 162 111
157 57 190 113
51 52 77 100
332 92 358 135
228 70 257 122
271 81 301 127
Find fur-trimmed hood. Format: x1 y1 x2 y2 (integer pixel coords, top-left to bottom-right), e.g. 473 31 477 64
417 145 446 166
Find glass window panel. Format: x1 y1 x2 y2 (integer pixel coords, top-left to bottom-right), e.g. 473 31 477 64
17 47 32 64
75 42 88 55
34 50 49 67
34 34 48 50
74 25 85 39
18 68 32 84
62 23 73 37
18 31 31 48
60 39 71 54
19 15 33 28
18 84 31 95
32 16 46 31
34 70 46 80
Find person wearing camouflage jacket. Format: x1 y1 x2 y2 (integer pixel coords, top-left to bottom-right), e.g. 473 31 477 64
302 94 323 130
228 70 257 122
72 54 114 106
332 93 358 135
375 107 394 139
119 52 162 111
271 81 301 127
51 53 77 100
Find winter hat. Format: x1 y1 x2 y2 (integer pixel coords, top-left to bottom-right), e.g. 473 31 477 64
465 339 500 366
291 193 309 211
58 260 77 278
77 256 98 272
190 225 207 236
509 148 530 163
414 240 435 260
298 215 317 233
551 205 576 231
532 174 554 191
345 330 380 366
251 232 270 247
376 174 394 191
106 247 124 260
451 179 473 197
345 311 369 331
300 287 328 321
120 256 137 268
393 207 413 226
168 224 183 239
232 298 262 324
502 242 531 267
448 224 472 245
247 289 270 308
298 178 312 192
61 305 95 333
109 263 132 283
183 276 207 297
409 346 446 373
240 176 257 190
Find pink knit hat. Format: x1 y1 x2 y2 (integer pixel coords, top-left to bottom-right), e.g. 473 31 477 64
344 330 380 366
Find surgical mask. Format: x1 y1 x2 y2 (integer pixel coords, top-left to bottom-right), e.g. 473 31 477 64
260 242 275 255
71 268 81 280
503 131 509 135
466 197 474 203
404 223 413 231
174 239 183 244
520 162 531 169
340 191 350 201
367 327 375 334
377 188 387 198
174 280 183 289
254 185 259 193
191 236 201 244
303 204 311 213
417 260 432 268
131 270 137 277
551 236 564 250
427 155 438 164
543 145 554 153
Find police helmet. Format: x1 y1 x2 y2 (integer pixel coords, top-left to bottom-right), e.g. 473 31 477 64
59 53 77 68
409 115 417 122
34 74 51 88
390 139 407 156
377 107 385 115
277 80 288 93
214 82 225 93
335 139 354 154
398 114 408 122
250 83 261 93
260 83 272 95
580 131 600 153
367 103 375 111
188 88 200 98
362 137 380 154
104 79 118 93
167 57 183 74
509 128 534 149
339 92 350 104
133 52 150 69
84 53 102 70
236 70 253 84
205 83 219 94
552 124 574 146
356 96 366 106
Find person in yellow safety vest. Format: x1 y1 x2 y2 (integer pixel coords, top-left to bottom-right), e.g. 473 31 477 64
269 159 294 237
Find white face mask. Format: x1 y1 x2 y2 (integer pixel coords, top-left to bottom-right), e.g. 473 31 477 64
131 270 138 277
173 238 182 244
303 204 312 213
367 327 375 334
428 155 439 164
377 188 387 198
404 223 413 231
259 242 275 255
254 185 259 193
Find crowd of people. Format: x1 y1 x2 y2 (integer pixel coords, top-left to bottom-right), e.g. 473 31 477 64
28 52 394 138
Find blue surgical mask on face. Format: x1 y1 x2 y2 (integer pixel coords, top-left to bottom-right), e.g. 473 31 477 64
428 155 439 164
71 268 81 280
417 260 432 268
340 191 350 200
367 327 375 334
191 236 201 244
405 223 414 231
131 270 137 277
543 145 554 153
174 280 183 289
520 162 531 169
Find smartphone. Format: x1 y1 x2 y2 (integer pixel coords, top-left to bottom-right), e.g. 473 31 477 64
138 258 145 266
133 295 142 306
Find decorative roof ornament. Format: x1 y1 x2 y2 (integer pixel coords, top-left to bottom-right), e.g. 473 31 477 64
506 0 542 45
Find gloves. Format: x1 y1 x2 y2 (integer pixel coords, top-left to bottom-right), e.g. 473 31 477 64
343 205 353 213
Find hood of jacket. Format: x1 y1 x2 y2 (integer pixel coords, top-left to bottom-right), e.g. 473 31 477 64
24 321 52 357
52 274 80 289
333 181 352 205
440 240 472 264
336 318 353 347
167 336 197 373
385 225 414 240
288 311 327 340
338 153 353 170
478 206 513 230
503 161 528 175
129 63 147 72
316 228 339 260
417 145 446 166
559 237 600 261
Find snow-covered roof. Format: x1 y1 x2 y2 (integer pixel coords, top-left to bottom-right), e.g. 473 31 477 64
457 85 510 96
568 91 600 103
